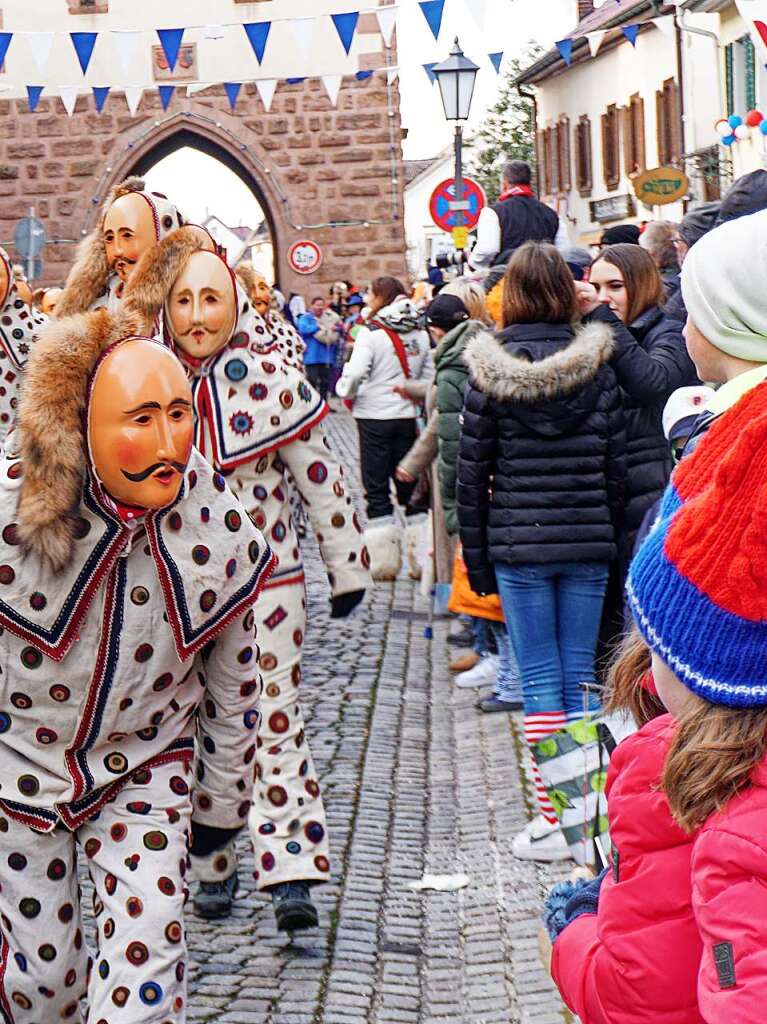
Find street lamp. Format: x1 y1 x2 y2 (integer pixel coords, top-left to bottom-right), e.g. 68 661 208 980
432 38 479 261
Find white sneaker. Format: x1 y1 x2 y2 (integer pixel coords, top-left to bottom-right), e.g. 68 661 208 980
454 654 499 689
512 818 571 863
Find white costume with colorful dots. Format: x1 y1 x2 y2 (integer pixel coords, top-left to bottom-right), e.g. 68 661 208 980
0 449 274 1021
180 294 369 889
0 247 46 452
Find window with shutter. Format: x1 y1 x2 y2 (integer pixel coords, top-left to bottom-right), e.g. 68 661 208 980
602 105 620 190
558 116 571 192
575 115 593 196
656 79 681 165
623 94 645 175
542 129 553 195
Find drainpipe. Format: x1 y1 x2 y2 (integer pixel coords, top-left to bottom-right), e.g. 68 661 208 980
517 83 539 195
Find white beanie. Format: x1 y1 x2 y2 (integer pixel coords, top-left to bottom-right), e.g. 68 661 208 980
682 208 767 362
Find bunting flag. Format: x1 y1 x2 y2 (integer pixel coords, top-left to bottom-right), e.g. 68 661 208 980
376 7 397 47
386 67 399 85
224 81 241 110
556 38 574 65
489 51 503 74
0 33 12 70
419 0 445 41
26 32 54 75
255 78 277 112
321 74 343 106
111 30 142 76
158 84 175 111
652 15 676 38
59 86 77 116
622 24 640 46
355 70 373 80
465 0 487 29
124 86 143 116
288 19 315 57
423 61 437 83
156 28 184 72
26 85 43 112
587 31 607 57
331 12 359 56
70 31 98 75
242 22 271 64
92 86 110 113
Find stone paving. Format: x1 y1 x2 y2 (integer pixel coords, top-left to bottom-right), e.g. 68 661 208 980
83 412 571 1023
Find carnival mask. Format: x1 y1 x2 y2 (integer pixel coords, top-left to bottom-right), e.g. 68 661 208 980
0 258 8 309
252 271 272 318
103 192 158 284
88 338 194 509
41 287 62 316
166 250 237 359
15 277 32 306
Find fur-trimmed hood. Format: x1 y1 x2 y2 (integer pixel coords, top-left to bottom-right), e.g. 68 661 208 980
464 320 614 403
14 306 143 571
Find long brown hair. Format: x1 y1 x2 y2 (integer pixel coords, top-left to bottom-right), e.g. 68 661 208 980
592 243 665 324
371 276 406 309
501 242 577 327
604 627 665 728
664 701 767 832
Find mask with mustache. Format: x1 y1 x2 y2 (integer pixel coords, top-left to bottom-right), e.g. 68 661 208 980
103 192 159 284
88 338 194 510
166 250 237 359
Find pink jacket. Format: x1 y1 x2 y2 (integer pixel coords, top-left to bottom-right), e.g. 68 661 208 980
553 712 767 1022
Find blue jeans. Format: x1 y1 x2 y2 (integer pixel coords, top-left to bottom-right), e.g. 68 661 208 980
489 621 522 704
495 561 608 716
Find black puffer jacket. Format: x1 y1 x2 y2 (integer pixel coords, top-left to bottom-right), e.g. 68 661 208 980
587 304 698 565
457 321 626 595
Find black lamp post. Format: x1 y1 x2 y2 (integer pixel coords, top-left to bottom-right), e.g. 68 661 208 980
431 38 479 260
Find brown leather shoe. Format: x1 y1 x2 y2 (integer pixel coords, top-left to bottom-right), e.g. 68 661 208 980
449 650 480 673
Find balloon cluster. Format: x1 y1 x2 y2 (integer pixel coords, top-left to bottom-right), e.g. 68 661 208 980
715 110 767 146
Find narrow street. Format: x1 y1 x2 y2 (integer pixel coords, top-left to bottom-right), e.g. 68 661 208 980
181 414 570 1024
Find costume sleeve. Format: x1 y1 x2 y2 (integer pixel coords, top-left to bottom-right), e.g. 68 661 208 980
470 208 501 267
280 423 370 597
336 326 375 398
399 406 438 478
692 826 767 1022
192 607 261 830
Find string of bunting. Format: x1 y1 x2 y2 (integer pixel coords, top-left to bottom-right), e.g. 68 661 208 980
554 12 680 66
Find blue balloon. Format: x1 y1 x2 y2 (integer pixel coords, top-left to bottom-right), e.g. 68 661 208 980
722 134 737 146
760 120 767 136
728 114 743 129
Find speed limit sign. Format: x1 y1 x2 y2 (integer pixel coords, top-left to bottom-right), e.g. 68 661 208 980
288 240 323 275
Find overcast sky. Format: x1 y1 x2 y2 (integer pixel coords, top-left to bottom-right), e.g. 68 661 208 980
145 0 576 227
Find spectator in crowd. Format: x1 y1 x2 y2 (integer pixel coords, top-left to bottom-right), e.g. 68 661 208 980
599 223 640 247
639 220 682 301
664 201 720 326
471 160 568 268
457 243 626 861
298 296 336 401
287 291 306 327
336 276 433 580
714 166 767 225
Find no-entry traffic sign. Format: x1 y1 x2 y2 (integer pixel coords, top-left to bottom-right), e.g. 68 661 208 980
288 239 323 275
429 177 486 232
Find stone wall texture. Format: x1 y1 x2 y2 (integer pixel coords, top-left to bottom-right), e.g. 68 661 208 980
0 57 407 296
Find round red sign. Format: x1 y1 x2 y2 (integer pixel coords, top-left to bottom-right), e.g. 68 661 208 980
429 177 486 232
288 240 323 275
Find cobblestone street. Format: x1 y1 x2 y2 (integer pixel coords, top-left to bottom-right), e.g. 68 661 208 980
172 413 569 1024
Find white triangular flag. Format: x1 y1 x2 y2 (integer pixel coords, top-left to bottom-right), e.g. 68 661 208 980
376 7 397 48
26 32 54 74
186 83 212 96
59 87 77 117
587 31 607 57
464 0 486 29
387 66 399 85
124 86 143 116
321 75 343 107
201 24 225 41
287 18 315 57
112 31 143 77
256 79 277 113
652 16 676 39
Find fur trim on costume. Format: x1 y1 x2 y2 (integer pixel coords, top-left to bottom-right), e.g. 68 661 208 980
234 263 259 305
463 322 614 403
55 177 147 319
15 307 141 571
404 515 427 581
365 520 402 581
120 225 215 334
190 841 238 883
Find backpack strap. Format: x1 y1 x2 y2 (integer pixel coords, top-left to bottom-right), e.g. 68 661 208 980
369 320 411 379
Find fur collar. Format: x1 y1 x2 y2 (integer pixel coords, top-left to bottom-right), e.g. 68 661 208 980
463 321 614 403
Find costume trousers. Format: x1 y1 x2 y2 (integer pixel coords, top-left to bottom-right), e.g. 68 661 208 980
249 581 331 889
0 761 192 1024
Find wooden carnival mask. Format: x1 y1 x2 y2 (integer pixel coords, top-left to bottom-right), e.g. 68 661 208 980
88 338 194 509
166 250 237 359
41 287 62 316
0 258 8 309
252 270 272 317
103 192 158 284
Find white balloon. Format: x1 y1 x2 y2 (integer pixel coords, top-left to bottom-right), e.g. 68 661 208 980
716 119 732 137
735 123 751 139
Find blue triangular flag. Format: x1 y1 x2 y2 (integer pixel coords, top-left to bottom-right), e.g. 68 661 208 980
158 84 174 111
0 33 13 69
156 27 184 72
224 82 241 111
331 12 359 56
555 38 573 66
622 24 640 46
92 86 109 113
26 86 43 112
489 52 503 74
355 70 373 81
243 22 271 65
419 0 445 41
285 77 306 85
70 31 98 75
423 62 437 84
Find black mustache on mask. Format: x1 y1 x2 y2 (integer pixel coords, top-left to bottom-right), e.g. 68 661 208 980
121 461 186 483
113 256 137 266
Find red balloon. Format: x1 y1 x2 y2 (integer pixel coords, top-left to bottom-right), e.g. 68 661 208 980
746 109 764 126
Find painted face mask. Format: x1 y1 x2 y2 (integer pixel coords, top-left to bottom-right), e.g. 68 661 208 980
166 250 237 359
252 271 272 317
41 287 62 316
103 192 159 284
87 338 194 509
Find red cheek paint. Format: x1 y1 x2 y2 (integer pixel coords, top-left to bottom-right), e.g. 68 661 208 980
116 440 142 467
